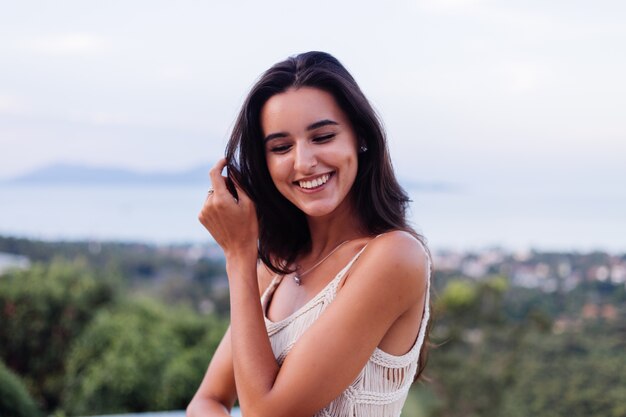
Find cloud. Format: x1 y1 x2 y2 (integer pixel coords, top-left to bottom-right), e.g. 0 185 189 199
497 61 549 94
416 0 483 13
0 94 26 115
62 108 140 127
23 33 105 56
156 65 194 82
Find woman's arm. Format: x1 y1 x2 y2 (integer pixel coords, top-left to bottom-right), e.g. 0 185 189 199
186 326 236 417
199 159 429 417
187 261 276 417
226 231 428 417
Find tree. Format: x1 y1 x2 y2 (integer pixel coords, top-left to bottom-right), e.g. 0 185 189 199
0 259 116 410
0 360 41 417
62 298 227 415
503 325 626 417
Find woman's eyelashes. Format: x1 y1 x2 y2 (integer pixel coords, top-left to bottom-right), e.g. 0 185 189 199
312 133 336 143
267 133 336 154
268 143 291 153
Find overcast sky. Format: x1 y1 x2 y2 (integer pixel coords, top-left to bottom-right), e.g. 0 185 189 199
1 0 625 194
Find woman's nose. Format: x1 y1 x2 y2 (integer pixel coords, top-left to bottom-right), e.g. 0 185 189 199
294 143 318 172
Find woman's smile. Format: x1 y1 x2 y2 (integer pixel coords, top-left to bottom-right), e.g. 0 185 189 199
261 87 359 218
295 172 334 191
195 52 430 417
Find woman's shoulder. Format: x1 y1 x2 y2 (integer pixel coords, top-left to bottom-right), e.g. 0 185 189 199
368 230 430 268
349 230 430 297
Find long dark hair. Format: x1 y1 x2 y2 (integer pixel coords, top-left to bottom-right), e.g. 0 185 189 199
225 51 432 379
226 51 425 268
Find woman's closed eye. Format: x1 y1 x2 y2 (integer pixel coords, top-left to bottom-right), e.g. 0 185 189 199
268 143 292 153
313 133 336 143
268 134 335 154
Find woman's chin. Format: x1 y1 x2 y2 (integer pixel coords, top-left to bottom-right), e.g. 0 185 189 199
297 199 350 219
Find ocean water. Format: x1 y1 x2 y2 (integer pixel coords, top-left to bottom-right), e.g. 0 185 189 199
1 184 624 252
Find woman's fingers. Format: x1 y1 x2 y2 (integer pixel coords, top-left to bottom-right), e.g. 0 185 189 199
208 158 229 195
199 158 258 253
230 176 252 208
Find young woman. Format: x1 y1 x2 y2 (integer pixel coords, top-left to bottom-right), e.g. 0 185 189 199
189 51 432 417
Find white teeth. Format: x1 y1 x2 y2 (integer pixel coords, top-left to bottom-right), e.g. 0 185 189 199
298 173 330 189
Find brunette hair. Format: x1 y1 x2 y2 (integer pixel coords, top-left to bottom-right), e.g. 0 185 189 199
226 51 426 266
225 50 432 380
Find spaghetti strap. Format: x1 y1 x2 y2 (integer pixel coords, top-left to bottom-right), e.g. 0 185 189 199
264 247 370 326
264 235 382 304
262 231 432 417
260 274 284 307
336 233 385 288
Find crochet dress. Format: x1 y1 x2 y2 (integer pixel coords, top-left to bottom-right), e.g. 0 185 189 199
260 238 432 417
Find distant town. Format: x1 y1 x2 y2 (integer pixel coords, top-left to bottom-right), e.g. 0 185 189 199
1 234 624 417
433 247 626 292
1 236 624 330
2 239 624 294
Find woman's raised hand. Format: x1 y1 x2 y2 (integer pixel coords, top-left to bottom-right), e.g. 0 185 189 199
198 158 258 259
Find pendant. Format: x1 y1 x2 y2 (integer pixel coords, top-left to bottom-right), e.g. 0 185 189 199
293 275 302 286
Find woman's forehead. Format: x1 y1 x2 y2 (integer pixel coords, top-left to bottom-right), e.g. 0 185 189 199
260 87 348 135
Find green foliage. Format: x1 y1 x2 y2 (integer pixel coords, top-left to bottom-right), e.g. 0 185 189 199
0 236 189 284
426 326 527 417
193 257 226 285
502 326 626 417
157 333 218 409
3 236 624 417
0 235 229 315
0 360 41 417
0 259 116 410
157 308 228 409
436 276 509 333
0 237 228 415
439 280 477 313
401 384 442 417
415 272 625 417
420 276 517 417
62 298 227 415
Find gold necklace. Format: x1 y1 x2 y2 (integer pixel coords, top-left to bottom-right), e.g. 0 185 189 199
293 240 351 286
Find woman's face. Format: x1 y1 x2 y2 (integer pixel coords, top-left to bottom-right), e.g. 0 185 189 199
260 87 359 219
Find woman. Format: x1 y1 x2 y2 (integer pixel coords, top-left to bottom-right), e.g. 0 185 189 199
188 51 432 417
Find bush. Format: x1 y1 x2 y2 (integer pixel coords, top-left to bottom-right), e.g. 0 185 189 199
0 360 41 417
502 328 626 417
62 298 227 415
0 259 116 410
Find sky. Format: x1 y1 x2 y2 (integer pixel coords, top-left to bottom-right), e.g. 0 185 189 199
1 0 625 194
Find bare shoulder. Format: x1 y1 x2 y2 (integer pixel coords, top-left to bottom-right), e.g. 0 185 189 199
348 230 430 306
369 230 430 269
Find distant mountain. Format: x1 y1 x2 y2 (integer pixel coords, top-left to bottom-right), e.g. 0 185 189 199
3 162 458 191
4 163 210 185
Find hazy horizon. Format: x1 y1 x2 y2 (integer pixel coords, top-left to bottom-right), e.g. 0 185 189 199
2 1 625 251
2 1 625 190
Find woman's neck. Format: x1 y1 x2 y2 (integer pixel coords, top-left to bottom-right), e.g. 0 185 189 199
305 200 367 260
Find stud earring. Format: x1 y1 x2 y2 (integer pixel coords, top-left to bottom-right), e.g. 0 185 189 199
359 144 368 153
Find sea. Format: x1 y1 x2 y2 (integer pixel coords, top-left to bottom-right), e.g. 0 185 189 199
1 183 625 253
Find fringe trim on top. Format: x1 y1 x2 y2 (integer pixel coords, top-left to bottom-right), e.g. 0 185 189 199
261 237 432 417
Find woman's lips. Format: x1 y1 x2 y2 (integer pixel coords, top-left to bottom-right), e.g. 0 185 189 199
295 172 334 192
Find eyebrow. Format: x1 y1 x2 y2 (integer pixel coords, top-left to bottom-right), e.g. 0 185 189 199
263 119 339 143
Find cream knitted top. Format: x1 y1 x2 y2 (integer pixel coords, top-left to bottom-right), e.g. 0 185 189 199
261 238 431 417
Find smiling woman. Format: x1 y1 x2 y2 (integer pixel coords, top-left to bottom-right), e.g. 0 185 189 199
262 87 359 219
190 51 433 417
